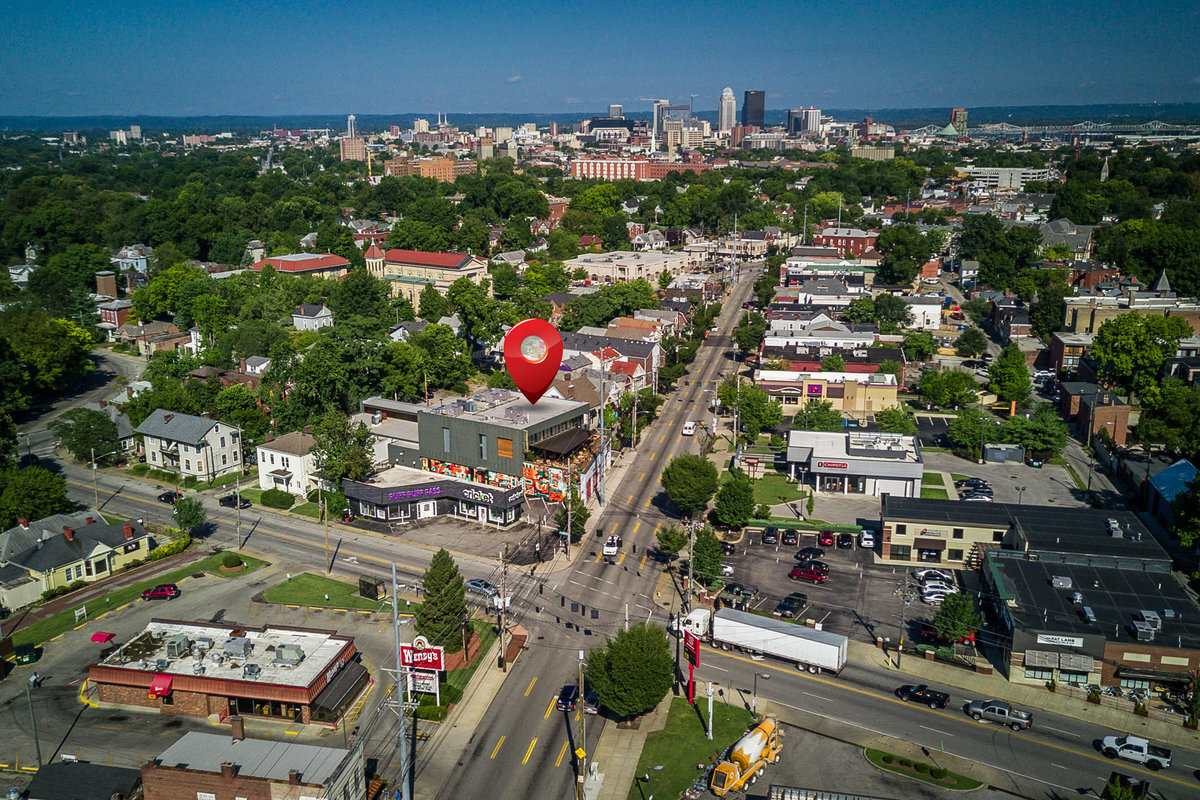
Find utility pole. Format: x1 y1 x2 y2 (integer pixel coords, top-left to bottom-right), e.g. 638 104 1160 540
391 562 413 800
91 446 100 511
598 350 607 506
632 390 639 450
235 473 242 550
575 648 586 800
25 677 42 768
802 204 809 245
685 519 694 613
896 581 912 669
320 483 330 572
707 681 715 740
498 546 508 672
565 459 574 556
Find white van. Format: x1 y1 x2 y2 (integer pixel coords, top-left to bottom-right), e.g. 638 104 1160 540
682 421 697 436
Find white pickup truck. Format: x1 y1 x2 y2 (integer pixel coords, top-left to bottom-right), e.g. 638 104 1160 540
1101 735 1172 771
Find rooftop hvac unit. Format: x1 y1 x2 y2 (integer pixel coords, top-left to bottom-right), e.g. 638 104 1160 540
196 637 213 650
192 662 205 676
1139 610 1163 631
1107 518 1123 537
459 400 476 412
1051 576 1073 589
371 412 382 425
164 634 191 658
1132 621 1155 641
273 644 305 666
1072 592 1084 605
1081 606 1097 623
155 658 169 671
242 663 262 680
224 637 252 658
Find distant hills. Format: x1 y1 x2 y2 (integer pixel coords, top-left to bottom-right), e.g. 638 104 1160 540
4 102 1200 134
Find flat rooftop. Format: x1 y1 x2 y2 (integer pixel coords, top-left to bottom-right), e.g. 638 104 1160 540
98 620 353 688
426 389 587 427
789 430 920 464
156 732 351 783
990 555 1200 647
358 463 505 493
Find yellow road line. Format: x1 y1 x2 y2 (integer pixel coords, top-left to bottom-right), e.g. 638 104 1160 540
639 553 648 570
524 676 538 697
544 698 556 719
618 552 626 564
490 735 506 759
522 737 538 765
639 472 646 482
632 521 640 535
555 741 569 767
704 647 1194 790
659 434 666 443
645 496 652 507
610 523 619 535
649 452 656 460
594 550 603 564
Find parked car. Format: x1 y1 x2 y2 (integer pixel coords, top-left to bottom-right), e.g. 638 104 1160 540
921 592 946 606
788 565 827 584
795 547 825 561
583 687 600 715
466 579 499 596
966 700 1033 730
836 533 853 549
219 493 251 509
142 584 181 601
1100 735 1171 771
921 581 959 595
156 490 183 504
954 478 989 490
682 420 697 436
1027 458 1044 468
896 684 950 709
761 528 779 545
818 531 835 547
721 541 736 555
961 494 993 502
556 684 579 712
781 530 798 546
919 622 975 645
773 592 807 618
802 560 830 575
914 568 953 583
859 530 876 549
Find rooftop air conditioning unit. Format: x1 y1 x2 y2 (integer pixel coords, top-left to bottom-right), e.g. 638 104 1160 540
371 412 382 425
1139 610 1163 631
242 664 262 680
273 644 305 666
1132 621 1155 641
1051 576 1073 589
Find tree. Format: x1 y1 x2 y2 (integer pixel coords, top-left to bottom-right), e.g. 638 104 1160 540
660 455 719 518
657 269 672 290
714 469 755 530
917 369 980 408
933 593 983 645
691 526 726 586
753 271 777 307
0 467 72 530
872 293 914 330
876 224 939 284
411 324 474 390
554 489 590 542
901 331 938 362
214 384 270 442
876 359 903 376
329 269 390 320
312 410 375 487
732 313 767 356
1138 380 1200 462
1043 243 1073 261
875 407 918 436
173 497 207 533
955 328 988 357
988 344 1031 404
820 353 846 371
791 400 843 432
0 308 94 396
655 526 688 561
842 296 876 323
414 548 469 653
50 408 120 464
946 408 998 455
1091 313 1192 403
585 623 673 719
418 284 450 321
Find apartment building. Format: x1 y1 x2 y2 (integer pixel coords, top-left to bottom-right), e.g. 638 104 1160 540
135 409 243 479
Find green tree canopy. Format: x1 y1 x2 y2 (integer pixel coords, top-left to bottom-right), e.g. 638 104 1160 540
1138 379 1200 462
585 623 673 719
875 407 918 436
415 548 469 653
901 331 938 361
173 496 207 533
917 369 980 408
691 526 726 586
1091 312 1192 403
312 410 375 487
791 399 843 432
0 467 73 529
50 408 120 464
987 344 1032 404
554 489 590 542
655 526 688 560
820 353 846 371
955 328 988 357
933 593 983 644
714 468 755 530
660 455 719 518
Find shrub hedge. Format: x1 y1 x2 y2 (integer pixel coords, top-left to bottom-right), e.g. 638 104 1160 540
262 488 296 509
149 533 192 561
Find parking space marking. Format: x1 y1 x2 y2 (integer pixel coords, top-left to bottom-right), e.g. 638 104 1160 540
649 452 656 460
522 737 538 765
801 691 828 701
632 521 640 536
638 472 645 482
639 554 648 570
618 552 626 564
659 434 666 443
524 677 537 697
490 736 506 759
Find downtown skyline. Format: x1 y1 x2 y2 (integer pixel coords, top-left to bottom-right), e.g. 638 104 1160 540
3 0 1200 117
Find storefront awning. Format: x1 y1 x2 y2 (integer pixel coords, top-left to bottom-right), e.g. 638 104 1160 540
312 661 368 713
1118 666 1193 685
914 538 946 550
530 428 591 456
150 674 173 697
269 469 293 478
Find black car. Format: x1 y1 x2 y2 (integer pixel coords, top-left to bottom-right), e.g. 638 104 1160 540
556 685 579 712
961 485 993 496
773 592 807 618
721 541 736 555
954 478 989 489
794 546 824 561
781 530 798 546
219 493 251 509
803 560 830 575
761 528 779 545
836 533 853 549
896 684 950 709
157 490 183 504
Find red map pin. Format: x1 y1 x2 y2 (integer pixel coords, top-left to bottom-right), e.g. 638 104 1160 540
504 318 564 405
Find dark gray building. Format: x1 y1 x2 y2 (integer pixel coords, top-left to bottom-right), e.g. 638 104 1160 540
742 90 765 128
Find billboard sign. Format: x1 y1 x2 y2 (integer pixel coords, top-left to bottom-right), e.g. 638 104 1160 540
399 635 445 671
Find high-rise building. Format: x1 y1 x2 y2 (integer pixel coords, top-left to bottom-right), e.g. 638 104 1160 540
786 109 803 134
128 125 142 140
608 104 624 119
742 90 765 128
802 107 821 133
718 88 736 133
347 114 357 138
412 118 429 134
951 108 968 136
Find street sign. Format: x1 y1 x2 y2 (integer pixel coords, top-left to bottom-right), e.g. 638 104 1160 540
399 635 445 671
683 631 700 666
575 747 587 759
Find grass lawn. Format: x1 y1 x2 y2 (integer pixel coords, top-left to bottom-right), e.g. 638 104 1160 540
950 473 972 481
864 748 982 790
12 550 266 647
1064 463 1086 491
921 487 949 499
446 620 497 696
753 473 804 506
263 573 396 611
626 697 755 800
758 518 860 532
209 468 257 489
238 487 264 504
921 446 953 454
921 473 943 486
292 502 322 519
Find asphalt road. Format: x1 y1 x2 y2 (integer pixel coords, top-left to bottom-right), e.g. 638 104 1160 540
428 268 762 800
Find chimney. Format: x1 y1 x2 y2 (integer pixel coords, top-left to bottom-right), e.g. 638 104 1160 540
63 526 75 541
18 517 28 528
123 523 134 539
163 413 174 424
303 425 312 435
239 358 246 372
98 400 107 410
288 769 300 785
85 516 95 525
220 762 236 780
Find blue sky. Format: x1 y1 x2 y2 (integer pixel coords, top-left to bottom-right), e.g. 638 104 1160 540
3 0 1199 116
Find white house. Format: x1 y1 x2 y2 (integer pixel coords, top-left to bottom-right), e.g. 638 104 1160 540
134 409 242 480
292 304 334 331
901 295 944 331
256 431 320 498
243 356 271 376
633 230 667 251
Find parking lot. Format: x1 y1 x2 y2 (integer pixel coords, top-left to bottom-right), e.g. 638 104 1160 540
922 451 1086 508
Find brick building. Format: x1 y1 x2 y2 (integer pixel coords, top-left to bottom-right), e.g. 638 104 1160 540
383 155 478 182
89 620 367 726
811 227 877 256
366 248 489 304
569 156 712 181
248 253 350 279
1058 382 1130 446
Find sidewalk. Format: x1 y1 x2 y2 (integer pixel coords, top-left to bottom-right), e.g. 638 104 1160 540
592 694 674 800
850 638 1200 751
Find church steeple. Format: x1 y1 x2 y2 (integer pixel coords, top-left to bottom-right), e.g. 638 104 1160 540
1153 270 1171 295
1099 156 1110 183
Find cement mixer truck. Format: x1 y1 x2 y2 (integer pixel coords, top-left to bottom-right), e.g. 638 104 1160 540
710 716 783 796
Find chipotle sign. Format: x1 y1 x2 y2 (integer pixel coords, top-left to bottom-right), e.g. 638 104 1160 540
817 461 848 469
400 635 445 671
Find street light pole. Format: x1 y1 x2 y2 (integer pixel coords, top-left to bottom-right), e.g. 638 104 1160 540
1016 485 1027 505
90 447 119 511
25 676 42 768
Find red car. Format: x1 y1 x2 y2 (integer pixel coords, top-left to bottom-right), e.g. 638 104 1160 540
919 621 975 645
788 565 827 584
142 584 181 601
818 531 835 547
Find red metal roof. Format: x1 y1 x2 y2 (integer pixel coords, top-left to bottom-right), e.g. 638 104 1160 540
383 249 478 268
364 244 384 259
249 253 349 272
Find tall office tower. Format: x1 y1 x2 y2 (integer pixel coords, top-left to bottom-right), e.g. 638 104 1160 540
802 107 821 133
129 125 142 140
786 109 803 134
550 121 559 136
742 90 765 128
412 118 429 133
951 108 968 135
608 104 624 119
347 114 357 138
718 87 736 133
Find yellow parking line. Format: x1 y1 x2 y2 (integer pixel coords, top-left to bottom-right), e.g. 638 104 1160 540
645 496 652 507
522 737 538 765
618 552 627 564
610 522 619 535
639 553 648 570
638 472 645 482
575 707 581 721
659 434 666 443
627 494 634 504
544 697 556 719
490 735 506 759
555 741 569 767
632 521 641 535
524 676 537 697
594 550 603 564
649 452 656 460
